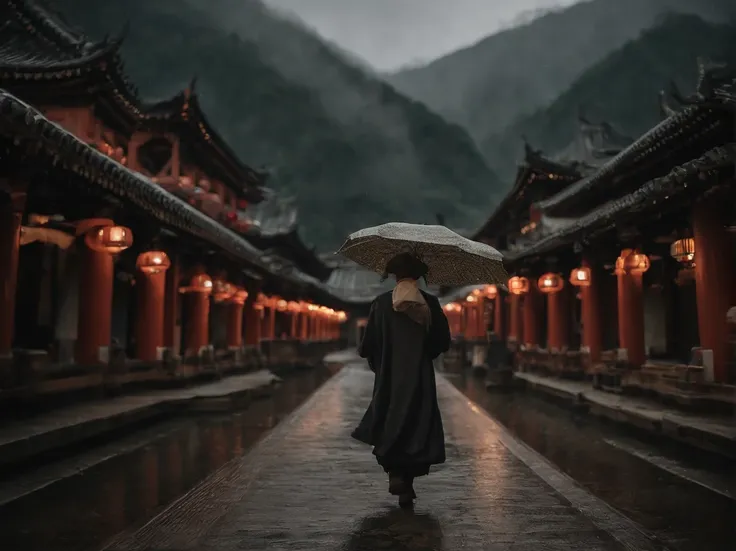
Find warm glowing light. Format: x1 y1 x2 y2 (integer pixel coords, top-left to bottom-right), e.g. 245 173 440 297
212 279 236 301
569 266 591 287
471 288 483 297
443 302 462 313
86 225 133 254
537 272 564 294
180 273 213 294
287 301 301 312
136 251 171 274
483 285 498 299
276 299 288 311
232 288 249 304
625 253 650 274
670 238 695 266
466 294 477 303
337 311 347 322
508 276 530 295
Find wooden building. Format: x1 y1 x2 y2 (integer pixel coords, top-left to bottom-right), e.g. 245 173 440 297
449 61 736 404
0 0 352 401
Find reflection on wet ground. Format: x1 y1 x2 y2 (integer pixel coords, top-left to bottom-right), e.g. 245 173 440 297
343 509 443 551
0 366 336 551
447 371 736 551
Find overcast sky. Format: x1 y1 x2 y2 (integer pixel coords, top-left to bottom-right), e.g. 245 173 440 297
262 0 580 71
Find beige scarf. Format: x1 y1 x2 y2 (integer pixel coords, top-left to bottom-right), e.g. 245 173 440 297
392 279 430 328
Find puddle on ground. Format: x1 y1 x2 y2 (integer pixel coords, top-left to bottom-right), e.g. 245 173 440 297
448 371 736 551
0 366 337 551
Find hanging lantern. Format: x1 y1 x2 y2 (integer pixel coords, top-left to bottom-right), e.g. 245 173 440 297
483 285 498 299
255 293 267 310
670 238 695 266
287 301 301 312
465 294 477 303
180 273 213 294
85 225 133 254
569 266 591 287
508 276 530 295
276 299 288 311
231 288 249 304
443 302 461 313
623 251 650 274
337 311 347 322
136 251 171 274
471 288 483 297
212 279 236 302
537 273 564 294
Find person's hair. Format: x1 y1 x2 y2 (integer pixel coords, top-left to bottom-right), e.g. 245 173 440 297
383 253 428 281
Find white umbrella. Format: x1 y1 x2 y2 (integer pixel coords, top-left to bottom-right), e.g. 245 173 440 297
336 222 508 286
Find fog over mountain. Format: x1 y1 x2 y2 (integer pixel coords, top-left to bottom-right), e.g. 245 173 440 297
387 0 735 156
260 0 580 71
55 0 503 248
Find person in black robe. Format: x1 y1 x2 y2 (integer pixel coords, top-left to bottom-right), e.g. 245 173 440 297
351 253 451 507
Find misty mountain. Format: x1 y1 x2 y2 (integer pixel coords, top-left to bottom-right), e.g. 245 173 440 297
484 14 736 181
53 0 502 249
386 0 734 156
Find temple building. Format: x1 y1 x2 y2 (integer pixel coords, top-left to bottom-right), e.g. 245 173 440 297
0 0 354 400
446 61 736 406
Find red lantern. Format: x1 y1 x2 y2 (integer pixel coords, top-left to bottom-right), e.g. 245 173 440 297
508 276 530 296
85 225 133 254
537 273 564 294
569 266 591 287
212 279 236 302
180 273 213 294
136 251 171 274
616 250 650 275
484 285 498 299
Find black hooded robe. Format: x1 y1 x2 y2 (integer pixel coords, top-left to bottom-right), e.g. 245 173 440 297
351 290 451 478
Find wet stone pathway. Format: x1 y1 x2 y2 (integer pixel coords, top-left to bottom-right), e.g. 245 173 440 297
105 361 661 551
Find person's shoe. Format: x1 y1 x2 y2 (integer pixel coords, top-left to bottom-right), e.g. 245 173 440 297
398 493 415 508
388 475 408 496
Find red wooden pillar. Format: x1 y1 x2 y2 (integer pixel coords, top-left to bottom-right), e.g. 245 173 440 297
182 270 212 356
290 312 298 339
135 267 167 362
0 202 21 358
226 301 244 348
163 257 179 350
580 263 602 362
547 285 569 351
243 298 261 347
509 295 522 342
476 297 486 339
694 199 735 382
264 304 276 340
184 292 210 355
616 251 646 367
299 309 309 340
522 285 539 347
494 293 505 339
76 244 114 365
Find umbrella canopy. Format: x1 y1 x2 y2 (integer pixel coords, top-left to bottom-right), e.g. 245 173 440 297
336 222 508 287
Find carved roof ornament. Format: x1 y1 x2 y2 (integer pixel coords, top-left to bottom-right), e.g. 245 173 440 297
671 57 736 106
658 90 677 119
521 135 542 161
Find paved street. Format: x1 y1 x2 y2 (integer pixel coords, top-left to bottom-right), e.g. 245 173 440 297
105 361 659 551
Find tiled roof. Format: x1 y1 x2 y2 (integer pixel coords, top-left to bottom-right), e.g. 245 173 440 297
0 88 358 308
0 89 268 266
141 81 266 198
507 144 736 261
534 63 736 216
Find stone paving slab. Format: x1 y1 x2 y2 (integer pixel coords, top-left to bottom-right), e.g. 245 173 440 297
105 362 660 551
0 370 280 468
515 372 736 458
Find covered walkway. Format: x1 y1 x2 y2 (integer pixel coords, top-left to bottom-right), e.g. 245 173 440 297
105 357 658 551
